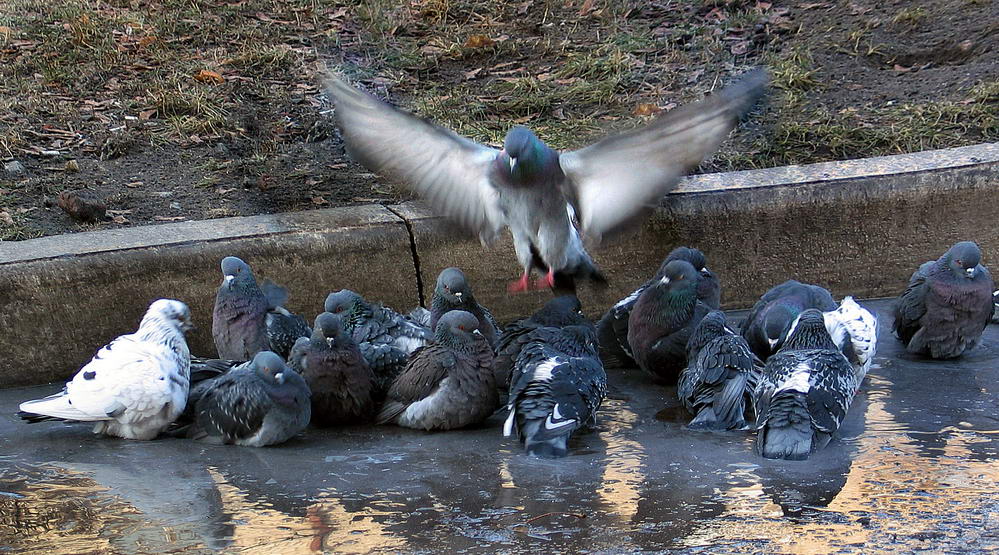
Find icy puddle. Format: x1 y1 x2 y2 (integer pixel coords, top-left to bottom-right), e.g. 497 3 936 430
3 299 999 553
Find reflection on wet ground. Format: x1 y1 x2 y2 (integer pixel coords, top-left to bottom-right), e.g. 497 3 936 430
3 299 999 553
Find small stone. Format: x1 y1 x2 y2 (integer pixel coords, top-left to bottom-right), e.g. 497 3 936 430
64 159 80 173
4 160 25 176
170 201 181 210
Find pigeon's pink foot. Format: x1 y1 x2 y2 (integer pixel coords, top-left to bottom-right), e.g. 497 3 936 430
532 270 556 291
507 272 531 294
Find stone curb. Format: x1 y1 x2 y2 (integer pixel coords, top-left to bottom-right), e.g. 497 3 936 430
1 143 997 386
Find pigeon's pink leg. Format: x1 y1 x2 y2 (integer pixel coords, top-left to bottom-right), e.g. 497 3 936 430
507 272 531 293
532 269 555 290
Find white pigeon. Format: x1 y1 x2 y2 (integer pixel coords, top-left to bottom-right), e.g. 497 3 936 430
19 299 194 440
821 296 879 385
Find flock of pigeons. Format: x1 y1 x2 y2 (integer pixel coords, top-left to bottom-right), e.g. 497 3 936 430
17 240 996 461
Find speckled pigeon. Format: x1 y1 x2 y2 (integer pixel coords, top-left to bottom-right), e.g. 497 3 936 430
821 296 878 386
494 295 590 393
679 310 762 431
754 309 857 460
504 324 607 458
741 280 837 361
376 311 497 430
19 299 193 440
598 246 720 368
297 312 377 426
187 351 311 447
992 290 999 324
324 289 432 392
627 260 712 384
324 69 768 293
893 241 994 359
212 256 311 360
430 267 501 349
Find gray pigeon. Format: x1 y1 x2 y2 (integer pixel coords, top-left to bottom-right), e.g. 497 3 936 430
298 312 377 426
627 260 711 384
754 309 857 460
212 256 311 360
324 69 768 292
376 311 497 430
430 267 501 349
598 246 720 368
187 351 311 447
893 241 994 359
679 310 762 431
324 289 432 392
504 324 607 458
19 299 193 440
494 295 590 393
741 280 837 361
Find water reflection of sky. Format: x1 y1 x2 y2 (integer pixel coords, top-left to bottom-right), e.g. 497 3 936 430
3 301 999 553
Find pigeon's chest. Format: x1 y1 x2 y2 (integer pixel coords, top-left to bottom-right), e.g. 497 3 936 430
928 277 991 316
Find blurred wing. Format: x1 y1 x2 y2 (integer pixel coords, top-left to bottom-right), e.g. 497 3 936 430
325 74 505 242
559 69 768 241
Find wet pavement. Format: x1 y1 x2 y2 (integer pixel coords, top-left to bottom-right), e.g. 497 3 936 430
3 299 999 553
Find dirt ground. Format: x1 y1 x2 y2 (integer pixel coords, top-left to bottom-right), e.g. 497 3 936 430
0 0 996 240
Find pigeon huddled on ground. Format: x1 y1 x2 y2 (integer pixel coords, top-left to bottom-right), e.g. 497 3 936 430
212 256 311 361
19 299 194 440
754 309 857 460
430 267 501 349
741 280 837 361
377 311 497 431
324 69 768 293
504 324 607 458
893 241 994 359
679 311 762 431
598 246 720 368
627 260 712 384
185 351 311 447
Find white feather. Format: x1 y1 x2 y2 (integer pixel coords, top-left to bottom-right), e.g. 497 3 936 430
776 362 812 394
824 296 878 384
393 333 428 355
398 379 448 427
503 407 515 437
532 358 561 382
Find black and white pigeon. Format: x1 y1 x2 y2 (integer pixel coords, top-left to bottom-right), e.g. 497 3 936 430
754 309 857 460
504 324 607 458
992 290 999 324
324 289 432 392
679 310 762 431
741 280 837 361
19 299 193 440
297 312 377 426
212 256 311 360
597 246 720 368
494 295 590 393
324 69 768 293
627 260 712 384
376 311 497 430
893 241 994 359
187 351 311 447
430 267 501 349
820 296 878 386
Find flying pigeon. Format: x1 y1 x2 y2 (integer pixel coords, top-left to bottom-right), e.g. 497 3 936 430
504 324 607 458
741 280 837 361
627 260 712 384
892 241 994 359
376 310 497 430
212 256 311 360
679 310 762 431
324 289 432 392
297 312 378 426
187 351 311 447
598 246 720 368
820 296 878 385
754 309 857 460
430 267 501 349
494 295 590 392
19 299 193 440
324 69 768 292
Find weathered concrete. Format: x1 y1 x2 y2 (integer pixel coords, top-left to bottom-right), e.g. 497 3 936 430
1 143 998 385
0 205 418 387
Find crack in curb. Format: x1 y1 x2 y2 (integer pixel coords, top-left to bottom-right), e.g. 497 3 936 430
385 205 426 308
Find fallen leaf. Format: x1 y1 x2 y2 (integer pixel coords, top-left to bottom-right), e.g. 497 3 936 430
632 103 663 116
846 83 864 90
137 35 156 48
64 159 80 173
464 34 495 48
311 196 328 205
0 211 13 225
194 69 224 84
464 67 483 80
578 0 596 16
153 216 186 221
731 41 749 55
755 1 771 10
139 109 156 120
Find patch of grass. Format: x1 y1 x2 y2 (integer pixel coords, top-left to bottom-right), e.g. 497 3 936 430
893 7 928 25
770 46 820 92
149 79 229 137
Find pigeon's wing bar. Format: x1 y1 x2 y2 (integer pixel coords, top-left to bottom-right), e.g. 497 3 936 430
325 75 505 243
559 69 768 241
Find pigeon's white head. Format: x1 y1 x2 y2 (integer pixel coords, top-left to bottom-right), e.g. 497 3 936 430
146 299 194 333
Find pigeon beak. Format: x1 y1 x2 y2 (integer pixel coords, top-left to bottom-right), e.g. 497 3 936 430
274 372 285 384
454 292 462 299
659 276 671 286
966 267 976 278
326 337 335 348
224 275 235 288
473 329 483 336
